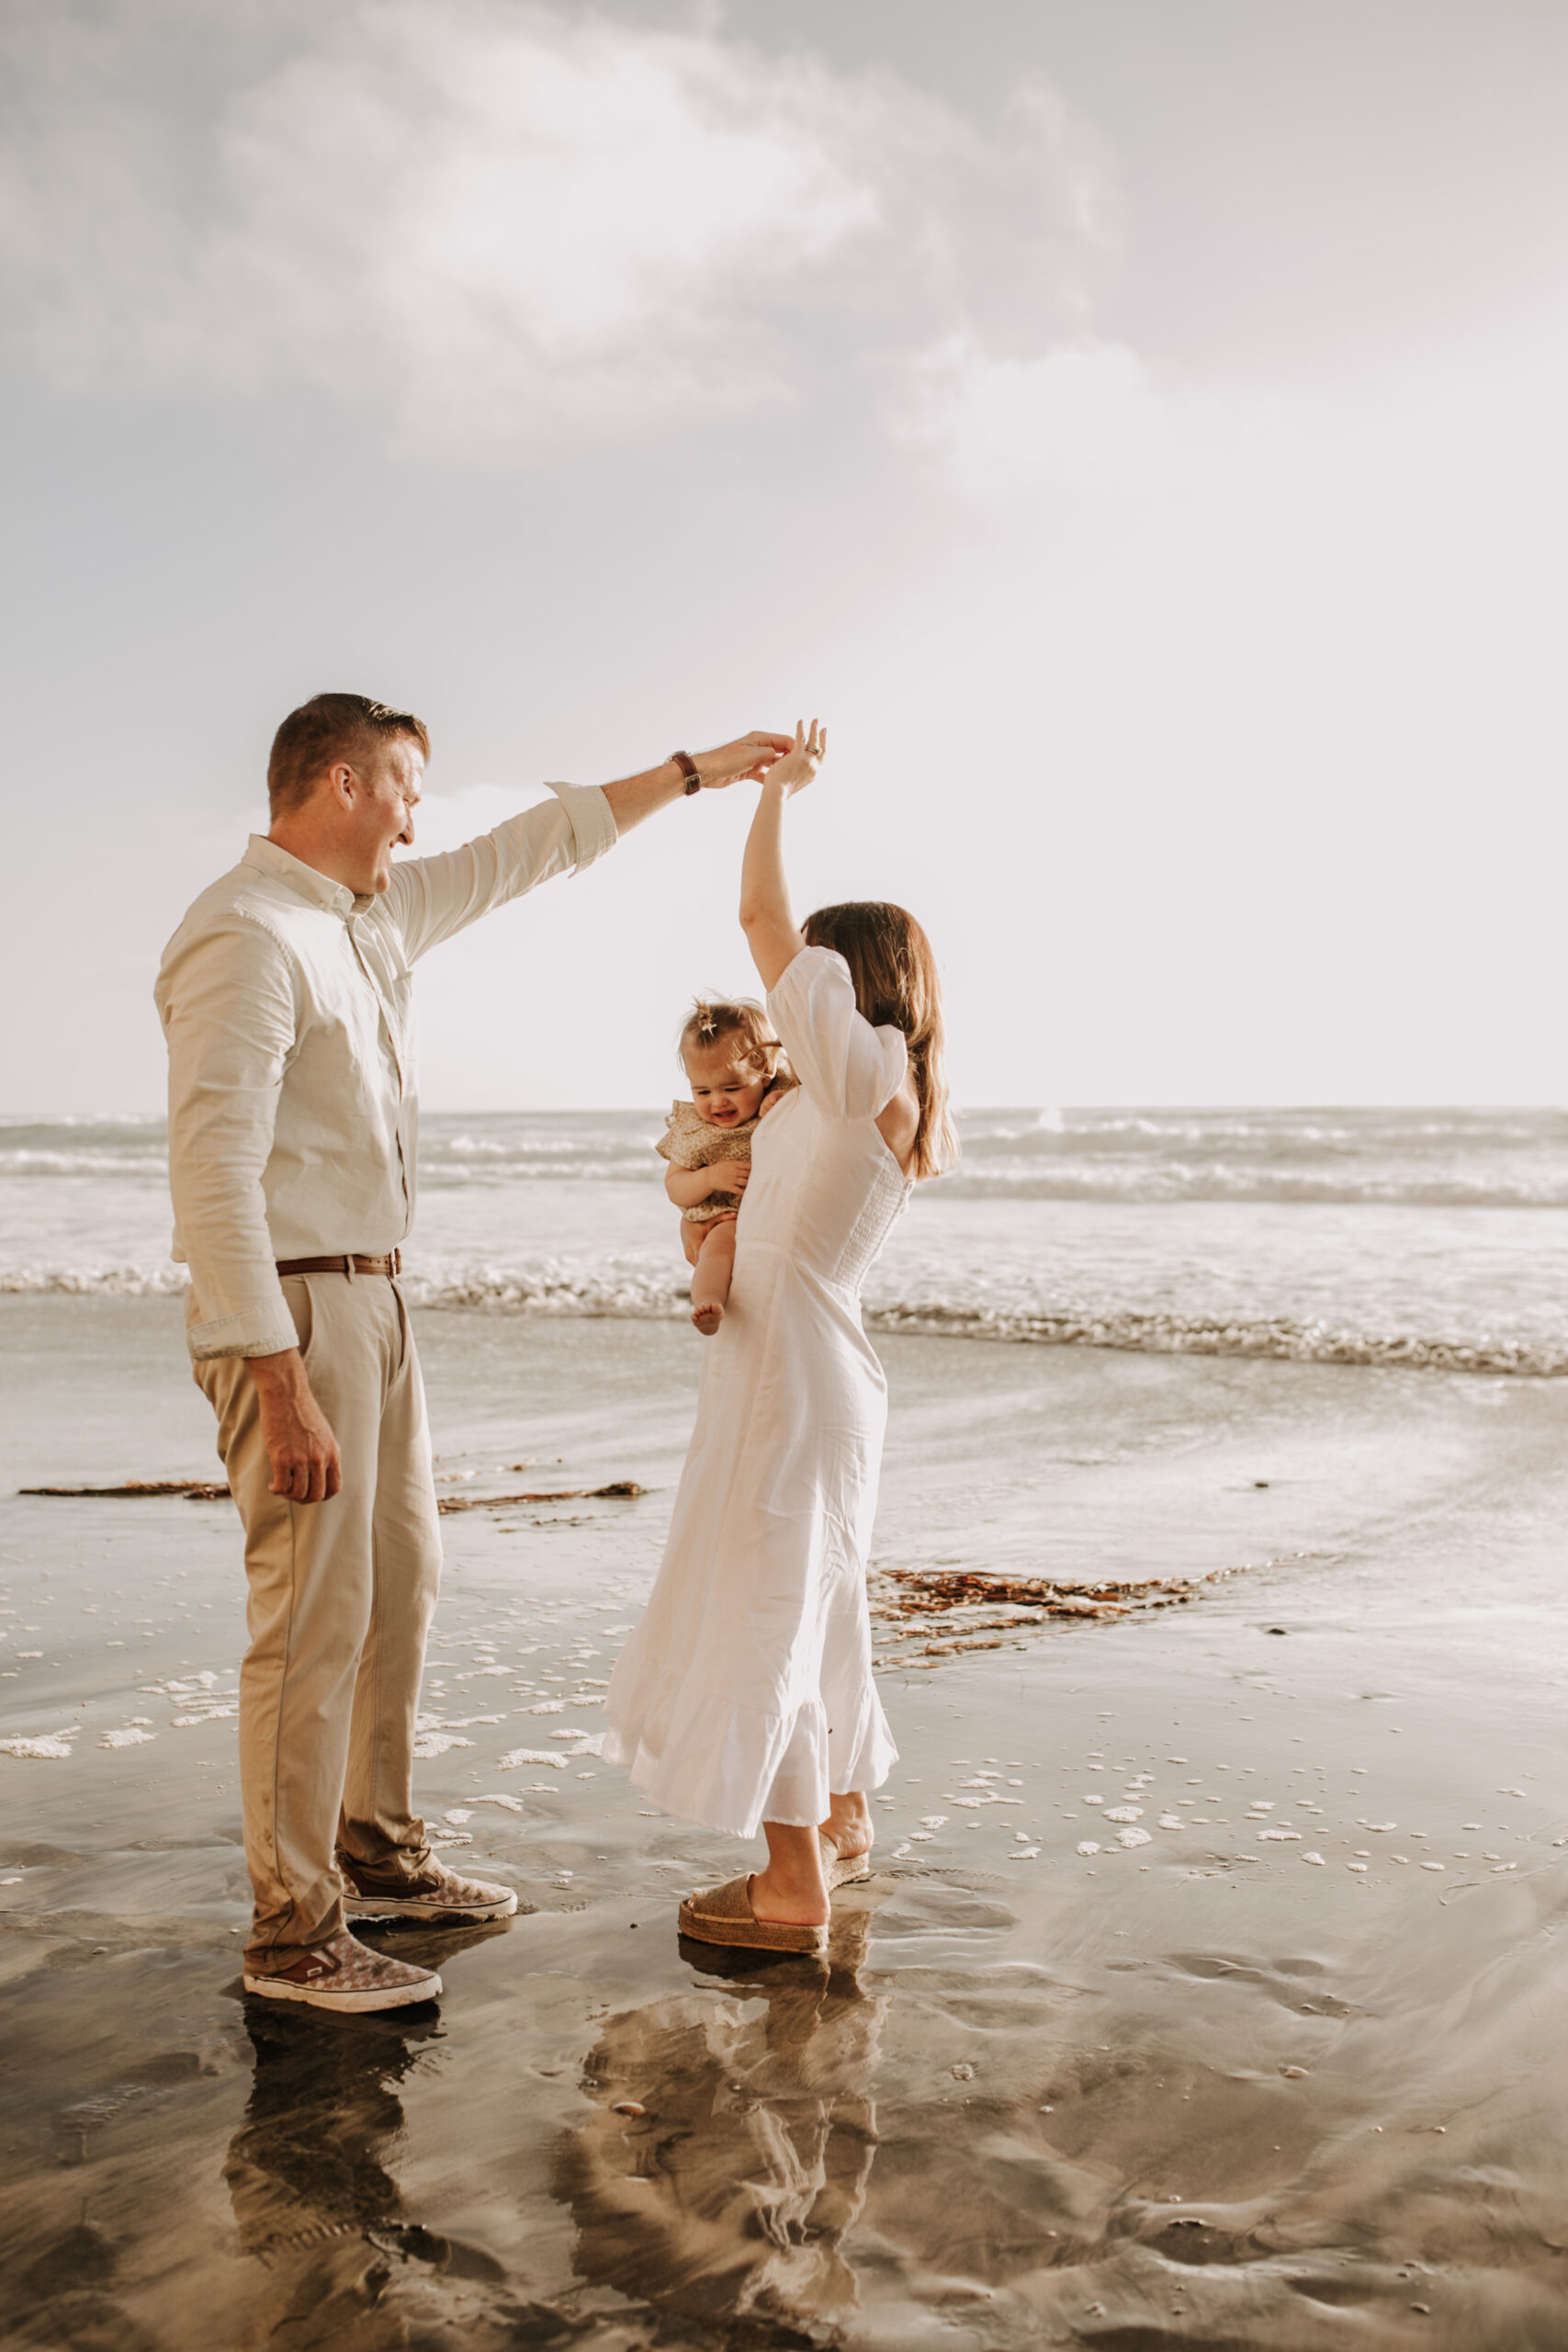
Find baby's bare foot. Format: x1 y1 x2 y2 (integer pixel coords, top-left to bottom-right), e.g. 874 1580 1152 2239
692 1302 724 1337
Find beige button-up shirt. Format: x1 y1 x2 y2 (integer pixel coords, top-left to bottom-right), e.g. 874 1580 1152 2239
155 784 617 1361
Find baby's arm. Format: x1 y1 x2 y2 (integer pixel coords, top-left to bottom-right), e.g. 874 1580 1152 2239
665 1159 750 1210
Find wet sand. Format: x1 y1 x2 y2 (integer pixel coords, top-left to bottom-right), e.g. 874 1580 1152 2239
2 1295 1566 2349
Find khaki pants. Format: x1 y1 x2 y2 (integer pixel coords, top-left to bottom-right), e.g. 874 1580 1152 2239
191 1272 442 1973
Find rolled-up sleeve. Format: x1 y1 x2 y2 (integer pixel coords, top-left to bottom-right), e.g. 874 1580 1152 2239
157 920 299 1361
388 782 618 964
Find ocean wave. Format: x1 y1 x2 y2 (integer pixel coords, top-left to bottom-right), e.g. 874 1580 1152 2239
935 1165 1568 1207
6 1149 1568 1204
865 1299 1568 1376
403 1266 686 1318
0 1259 691 1319
434 1132 647 1160
8 1259 1558 1376
0 1150 173 1178
7 1107 1568 1208
419 1158 657 1187
0 1264 188 1298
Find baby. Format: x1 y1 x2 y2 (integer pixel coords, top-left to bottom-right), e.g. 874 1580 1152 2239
657 998 795 1336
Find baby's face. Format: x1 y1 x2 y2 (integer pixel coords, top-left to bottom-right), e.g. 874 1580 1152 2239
685 1040 771 1128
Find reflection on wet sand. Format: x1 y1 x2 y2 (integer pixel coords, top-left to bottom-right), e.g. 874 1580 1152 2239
226 1996 444 2344
222 1925 514 2351
560 1905 885 2335
10 1307 1568 2348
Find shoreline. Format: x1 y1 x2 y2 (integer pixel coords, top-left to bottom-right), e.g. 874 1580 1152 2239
2 1298 1566 2347
8 1265 1568 1383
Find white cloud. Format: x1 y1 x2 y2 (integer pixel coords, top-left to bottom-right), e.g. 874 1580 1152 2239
401 778 554 855
0 0 1111 447
900 334 1181 496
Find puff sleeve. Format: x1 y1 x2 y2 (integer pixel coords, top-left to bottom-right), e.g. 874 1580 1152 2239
764 946 908 1122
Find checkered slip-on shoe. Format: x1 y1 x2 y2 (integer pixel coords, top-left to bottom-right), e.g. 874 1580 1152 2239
242 1931 442 2014
338 1852 519 1924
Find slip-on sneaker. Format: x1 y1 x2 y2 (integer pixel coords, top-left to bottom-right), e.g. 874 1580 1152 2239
338 1851 518 1925
243 1930 441 2014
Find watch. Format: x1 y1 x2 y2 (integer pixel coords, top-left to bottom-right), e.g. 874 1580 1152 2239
670 750 701 795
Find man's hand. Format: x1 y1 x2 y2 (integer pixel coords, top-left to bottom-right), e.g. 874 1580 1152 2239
705 1159 750 1196
248 1348 343 1504
694 733 793 789
602 732 793 835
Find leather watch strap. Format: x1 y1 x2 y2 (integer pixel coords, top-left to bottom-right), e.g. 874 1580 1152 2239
670 750 701 795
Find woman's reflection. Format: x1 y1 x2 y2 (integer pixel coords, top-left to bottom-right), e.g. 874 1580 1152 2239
558 1903 886 2331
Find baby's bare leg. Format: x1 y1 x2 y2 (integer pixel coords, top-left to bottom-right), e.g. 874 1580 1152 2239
689 1217 738 1337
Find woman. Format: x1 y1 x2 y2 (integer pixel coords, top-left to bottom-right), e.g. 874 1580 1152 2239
604 722 956 1952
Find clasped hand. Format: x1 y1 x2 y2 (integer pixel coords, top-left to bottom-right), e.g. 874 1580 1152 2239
694 732 794 787
762 720 827 796
686 723 824 793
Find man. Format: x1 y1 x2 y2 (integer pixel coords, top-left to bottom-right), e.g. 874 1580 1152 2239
156 693 788 2015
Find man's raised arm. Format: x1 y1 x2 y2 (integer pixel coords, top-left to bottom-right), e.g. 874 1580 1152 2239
388 733 792 966
599 734 792 834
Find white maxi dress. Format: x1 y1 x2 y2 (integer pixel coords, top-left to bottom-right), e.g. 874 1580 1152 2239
604 946 908 1838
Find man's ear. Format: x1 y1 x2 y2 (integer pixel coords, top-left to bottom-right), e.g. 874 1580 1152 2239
325 761 358 810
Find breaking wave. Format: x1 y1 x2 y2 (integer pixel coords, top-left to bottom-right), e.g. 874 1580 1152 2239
864 1299 1568 1377
7 1258 1563 1377
7 1109 1567 1379
8 1107 1568 1205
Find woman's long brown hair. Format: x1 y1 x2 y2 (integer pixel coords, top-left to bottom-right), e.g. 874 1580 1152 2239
801 901 958 1180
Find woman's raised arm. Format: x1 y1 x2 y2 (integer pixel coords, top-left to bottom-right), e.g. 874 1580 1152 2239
738 721 826 990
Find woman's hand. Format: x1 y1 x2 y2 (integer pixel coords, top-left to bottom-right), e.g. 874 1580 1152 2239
694 732 794 788
739 723 821 989
764 720 827 797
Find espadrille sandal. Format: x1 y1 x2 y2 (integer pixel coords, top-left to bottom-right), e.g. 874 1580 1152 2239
677 1873 829 1955
818 1833 871 1889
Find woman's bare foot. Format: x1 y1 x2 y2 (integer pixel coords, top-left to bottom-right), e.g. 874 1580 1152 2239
819 1791 874 1863
747 1867 829 1928
750 1822 830 1926
692 1302 723 1336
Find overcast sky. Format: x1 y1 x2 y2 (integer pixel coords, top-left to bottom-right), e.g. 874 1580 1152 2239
4 0 1565 1111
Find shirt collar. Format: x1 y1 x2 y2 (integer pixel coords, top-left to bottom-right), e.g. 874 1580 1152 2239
243 833 360 919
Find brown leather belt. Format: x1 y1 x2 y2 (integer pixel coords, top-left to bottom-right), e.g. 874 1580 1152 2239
276 1250 401 1278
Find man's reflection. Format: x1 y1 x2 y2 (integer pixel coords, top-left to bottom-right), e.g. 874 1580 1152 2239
222 1926 512 2346
558 1904 886 2331
224 1998 441 2344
